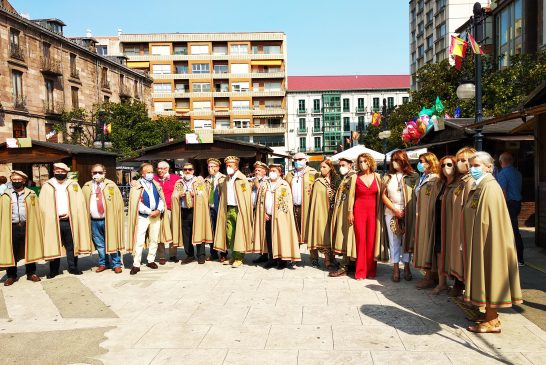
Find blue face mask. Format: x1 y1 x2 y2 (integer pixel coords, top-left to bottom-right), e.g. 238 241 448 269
294 160 305 169
144 173 155 181
469 166 484 180
416 162 425 173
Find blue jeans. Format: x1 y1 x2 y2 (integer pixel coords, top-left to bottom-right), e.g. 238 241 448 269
91 219 122 268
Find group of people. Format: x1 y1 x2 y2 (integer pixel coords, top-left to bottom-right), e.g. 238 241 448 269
0 148 523 333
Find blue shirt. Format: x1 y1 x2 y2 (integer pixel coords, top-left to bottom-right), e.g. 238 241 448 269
497 165 522 201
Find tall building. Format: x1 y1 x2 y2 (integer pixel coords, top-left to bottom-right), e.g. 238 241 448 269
409 0 490 89
94 32 288 154
0 1 152 143
286 75 410 156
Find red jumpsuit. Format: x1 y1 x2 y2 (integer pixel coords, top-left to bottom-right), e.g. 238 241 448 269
354 177 378 279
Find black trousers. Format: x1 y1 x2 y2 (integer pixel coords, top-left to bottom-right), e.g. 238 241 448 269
6 223 36 278
507 200 525 263
209 206 226 259
182 208 205 259
50 220 78 273
266 220 277 261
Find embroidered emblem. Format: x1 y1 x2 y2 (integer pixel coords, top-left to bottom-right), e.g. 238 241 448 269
72 185 78 192
280 188 287 197
241 183 247 192
470 197 479 209
454 186 463 196
30 195 36 206
309 175 315 183
425 186 431 196
108 186 115 197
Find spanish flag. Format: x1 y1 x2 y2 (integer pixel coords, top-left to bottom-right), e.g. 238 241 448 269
371 112 381 127
449 35 467 58
468 33 484 55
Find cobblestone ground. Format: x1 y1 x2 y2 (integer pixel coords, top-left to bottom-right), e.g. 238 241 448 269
1 248 545 365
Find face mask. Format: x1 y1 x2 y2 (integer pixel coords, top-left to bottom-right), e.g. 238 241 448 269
269 172 278 180
416 162 425 173
92 173 105 182
54 173 67 181
294 160 305 169
469 166 484 180
184 175 193 181
339 166 349 176
144 173 154 181
11 181 24 190
457 161 468 174
443 166 454 176
226 167 235 176
392 161 401 171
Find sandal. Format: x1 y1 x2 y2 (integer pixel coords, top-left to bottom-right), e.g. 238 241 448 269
404 266 413 281
466 311 486 323
392 269 401 282
467 318 501 333
328 268 347 277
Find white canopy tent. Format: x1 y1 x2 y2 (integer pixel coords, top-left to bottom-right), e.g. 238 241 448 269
328 145 385 163
386 148 427 162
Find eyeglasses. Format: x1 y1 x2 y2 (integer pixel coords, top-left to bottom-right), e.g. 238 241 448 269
441 163 453 168
92 171 104 174
183 168 194 171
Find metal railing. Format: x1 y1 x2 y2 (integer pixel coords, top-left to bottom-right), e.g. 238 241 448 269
41 57 62 75
9 43 25 61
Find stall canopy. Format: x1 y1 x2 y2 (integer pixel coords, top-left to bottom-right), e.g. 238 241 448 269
328 145 384 163
386 148 427 162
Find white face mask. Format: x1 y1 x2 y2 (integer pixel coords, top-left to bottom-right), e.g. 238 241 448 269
443 166 454 176
457 161 468 174
92 173 105 182
226 167 235 176
269 171 279 180
339 166 349 176
392 161 401 171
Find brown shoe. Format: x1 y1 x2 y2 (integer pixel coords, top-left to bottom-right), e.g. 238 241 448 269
181 256 195 265
159 258 167 265
146 262 158 269
392 269 401 282
4 277 17 286
114 267 122 274
329 268 347 277
219 256 227 263
95 265 107 273
206 256 212 261
130 266 140 275
404 266 413 281
198 257 206 264
26 274 41 282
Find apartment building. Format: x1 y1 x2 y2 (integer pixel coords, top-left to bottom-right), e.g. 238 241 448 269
95 32 288 154
409 0 490 89
0 1 153 143
286 75 410 156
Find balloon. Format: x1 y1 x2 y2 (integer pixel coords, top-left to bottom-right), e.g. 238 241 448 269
435 97 445 114
416 120 427 135
402 127 411 143
419 107 434 116
431 115 440 131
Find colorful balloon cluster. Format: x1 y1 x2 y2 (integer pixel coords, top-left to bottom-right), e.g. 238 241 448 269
402 97 445 144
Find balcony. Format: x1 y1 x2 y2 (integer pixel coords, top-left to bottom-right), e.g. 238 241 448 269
9 44 25 62
120 83 132 98
311 108 321 114
13 96 27 111
41 57 63 76
70 68 80 79
312 127 322 133
297 127 308 135
356 107 366 113
213 126 286 135
252 107 285 116
151 90 285 99
43 101 63 115
296 108 307 115
125 53 284 62
101 79 111 90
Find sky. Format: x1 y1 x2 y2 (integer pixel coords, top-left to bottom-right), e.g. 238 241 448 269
10 0 409 76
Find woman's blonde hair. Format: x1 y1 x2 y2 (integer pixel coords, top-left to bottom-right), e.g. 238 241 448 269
419 152 440 174
356 153 377 173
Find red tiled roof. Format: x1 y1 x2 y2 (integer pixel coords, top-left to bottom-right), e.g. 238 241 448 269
287 75 410 91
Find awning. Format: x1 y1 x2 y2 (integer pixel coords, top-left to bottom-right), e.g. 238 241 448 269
404 139 462 151
127 61 150 68
485 135 534 141
250 60 283 66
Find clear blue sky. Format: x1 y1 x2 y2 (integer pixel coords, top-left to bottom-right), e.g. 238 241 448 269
10 0 409 75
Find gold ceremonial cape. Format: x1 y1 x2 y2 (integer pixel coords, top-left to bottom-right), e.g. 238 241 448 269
463 174 523 308
413 173 442 270
214 170 253 253
171 177 213 245
331 171 357 259
40 179 93 259
0 188 44 267
305 177 332 250
82 179 125 253
251 179 301 261
285 166 319 243
126 180 172 252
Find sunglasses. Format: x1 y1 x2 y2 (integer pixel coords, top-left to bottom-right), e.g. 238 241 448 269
183 168 194 171
441 163 453 168
92 171 104 174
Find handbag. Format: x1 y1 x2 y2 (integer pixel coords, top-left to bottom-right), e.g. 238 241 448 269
390 216 405 236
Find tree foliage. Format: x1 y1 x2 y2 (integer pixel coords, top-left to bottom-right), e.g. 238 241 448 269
55 108 97 147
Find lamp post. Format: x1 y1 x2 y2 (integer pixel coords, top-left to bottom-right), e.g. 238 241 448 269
378 98 391 174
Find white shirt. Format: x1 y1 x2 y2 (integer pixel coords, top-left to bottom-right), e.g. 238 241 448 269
227 174 238 206
385 173 405 216
251 177 264 208
0 184 7 195
138 179 165 215
208 172 221 208
265 181 278 216
472 172 489 189
89 181 106 219
11 189 26 223
50 178 70 216
180 176 195 209
291 169 305 206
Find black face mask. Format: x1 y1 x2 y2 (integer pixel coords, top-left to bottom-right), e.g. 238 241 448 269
11 181 24 190
54 173 68 181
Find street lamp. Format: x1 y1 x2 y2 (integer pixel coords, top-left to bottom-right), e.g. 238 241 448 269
378 98 391 173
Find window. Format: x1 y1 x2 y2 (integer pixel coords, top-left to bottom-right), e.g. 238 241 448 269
426 10 433 24
192 63 210 74
11 70 23 102
213 46 227 55
299 137 306 150
264 81 281 91
313 99 320 112
42 42 51 58
232 82 249 92
299 118 306 131
71 86 79 109
152 64 171 74
436 22 446 38
314 137 321 150
417 22 424 35
343 98 350 112
214 64 228 73
232 100 250 110
12 120 27 138
313 118 321 130
231 63 249 74
45 79 54 111
263 45 281 54
154 101 173 112
253 135 285 147
175 64 188 74
124 46 140 55
97 45 108 56
497 0 523 68
193 120 212 129
104 95 110 102
357 116 366 131
192 83 211 92
176 100 189 109
343 117 351 132
214 82 229 92
234 119 250 128
173 46 187 55
101 67 109 89
153 83 171 92
357 98 365 111
9 28 20 47
387 97 395 109
69 53 78 77
372 98 380 111
175 83 187 92
298 100 306 112
402 96 409 104
418 45 425 58
436 0 446 9
190 45 208 55
215 119 230 129
426 35 434 49
230 44 248 55
151 45 170 55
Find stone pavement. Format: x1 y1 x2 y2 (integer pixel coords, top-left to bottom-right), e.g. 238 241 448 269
1 251 546 365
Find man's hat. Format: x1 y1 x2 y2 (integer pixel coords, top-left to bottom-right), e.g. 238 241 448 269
292 152 308 160
53 162 70 172
253 161 269 170
11 170 28 179
268 163 283 171
207 158 221 166
224 156 240 164
338 157 354 164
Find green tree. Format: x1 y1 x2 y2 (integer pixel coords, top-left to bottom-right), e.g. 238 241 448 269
55 108 97 147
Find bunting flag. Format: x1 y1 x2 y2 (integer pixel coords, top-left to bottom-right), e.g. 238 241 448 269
454 55 463 70
449 35 468 58
371 112 381 127
468 33 484 55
